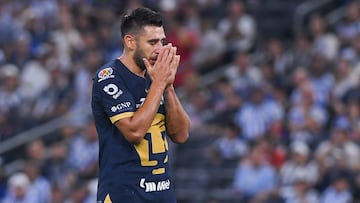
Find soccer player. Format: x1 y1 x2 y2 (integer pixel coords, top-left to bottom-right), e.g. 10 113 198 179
91 7 190 203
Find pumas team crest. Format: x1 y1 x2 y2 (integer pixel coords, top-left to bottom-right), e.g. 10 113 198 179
98 67 114 82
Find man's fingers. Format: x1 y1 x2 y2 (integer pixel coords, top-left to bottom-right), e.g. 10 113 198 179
166 47 177 64
158 43 172 63
170 55 180 71
175 55 180 66
142 58 152 71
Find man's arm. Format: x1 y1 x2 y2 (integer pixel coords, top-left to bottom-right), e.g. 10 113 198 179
165 85 190 144
114 81 166 143
114 45 174 143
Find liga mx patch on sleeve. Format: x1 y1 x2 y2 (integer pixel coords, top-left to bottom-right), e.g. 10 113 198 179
98 67 115 82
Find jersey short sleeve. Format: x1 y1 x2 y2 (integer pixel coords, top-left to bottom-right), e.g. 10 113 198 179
93 67 135 124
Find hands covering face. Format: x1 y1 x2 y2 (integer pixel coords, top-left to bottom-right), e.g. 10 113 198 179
143 43 180 88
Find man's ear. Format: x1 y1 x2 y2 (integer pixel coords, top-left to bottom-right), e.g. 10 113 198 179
124 35 136 51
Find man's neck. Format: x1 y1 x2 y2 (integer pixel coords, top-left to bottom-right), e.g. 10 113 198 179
118 55 146 78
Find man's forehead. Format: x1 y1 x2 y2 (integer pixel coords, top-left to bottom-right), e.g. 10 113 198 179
140 25 165 38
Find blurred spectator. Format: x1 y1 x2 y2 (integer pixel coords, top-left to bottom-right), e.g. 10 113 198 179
192 12 225 74
181 2 201 34
266 134 287 171
97 22 122 62
341 32 360 64
308 55 335 107
63 181 91 203
27 0 59 25
232 141 277 202
258 63 289 112
0 2 25 48
342 99 360 136
317 143 356 193
331 57 358 100
177 71 201 101
0 64 23 114
24 161 51 203
290 34 313 70
166 9 199 87
50 185 66 203
280 174 319 203
342 78 360 105
210 77 242 123
22 8 51 56
178 72 220 133
315 127 360 172
44 142 76 193
320 172 353 203
259 61 280 91
57 124 78 146
31 65 73 121
218 0 256 57
197 0 224 23
288 81 328 144
182 89 214 131
224 51 262 97
8 34 32 69
289 66 332 112
261 38 294 78
19 47 51 100
0 64 24 138
205 122 248 167
309 14 339 61
2 172 37 203
234 86 284 140
67 119 98 180
289 67 310 105
25 139 47 174
279 141 319 186
336 1 360 47
51 4 84 71
80 31 99 51
72 49 102 123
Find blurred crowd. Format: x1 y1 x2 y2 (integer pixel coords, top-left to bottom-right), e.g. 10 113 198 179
0 0 359 203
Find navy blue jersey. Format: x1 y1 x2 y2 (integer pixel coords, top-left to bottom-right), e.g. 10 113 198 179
91 59 176 203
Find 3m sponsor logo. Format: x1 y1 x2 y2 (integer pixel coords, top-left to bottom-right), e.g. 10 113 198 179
103 84 123 99
98 67 114 82
139 178 170 192
111 102 131 112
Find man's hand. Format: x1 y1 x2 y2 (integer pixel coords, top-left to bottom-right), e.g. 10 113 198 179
143 43 180 89
168 46 180 88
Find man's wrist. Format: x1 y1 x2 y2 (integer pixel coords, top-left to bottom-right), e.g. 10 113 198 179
151 81 167 92
165 84 175 92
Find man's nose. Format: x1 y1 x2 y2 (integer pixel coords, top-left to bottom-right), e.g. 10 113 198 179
154 42 163 53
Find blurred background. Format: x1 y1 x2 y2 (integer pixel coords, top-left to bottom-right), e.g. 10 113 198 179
0 0 359 203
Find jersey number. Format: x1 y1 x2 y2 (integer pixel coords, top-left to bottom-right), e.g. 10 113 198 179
134 125 169 175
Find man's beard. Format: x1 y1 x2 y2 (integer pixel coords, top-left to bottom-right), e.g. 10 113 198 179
133 46 147 71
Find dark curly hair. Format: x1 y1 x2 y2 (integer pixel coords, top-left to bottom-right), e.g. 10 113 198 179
120 7 163 38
